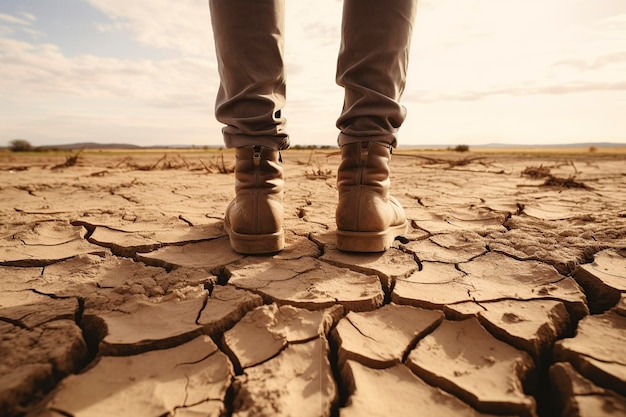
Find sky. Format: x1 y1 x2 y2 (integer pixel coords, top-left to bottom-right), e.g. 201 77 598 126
1 0 625 148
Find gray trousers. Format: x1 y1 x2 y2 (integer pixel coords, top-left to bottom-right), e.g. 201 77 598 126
209 0 417 150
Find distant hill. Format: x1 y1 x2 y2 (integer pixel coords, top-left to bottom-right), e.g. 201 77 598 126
474 142 626 149
38 142 143 150
399 142 626 149
32 143 226 150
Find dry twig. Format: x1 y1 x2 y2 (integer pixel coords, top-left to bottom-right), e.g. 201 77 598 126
51 149 84 170
542 175 593 190
521 165 551 178
305 157 332 179
395 152 485 168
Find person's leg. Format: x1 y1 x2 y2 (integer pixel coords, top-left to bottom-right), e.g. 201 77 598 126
209 0 287 254
209 0 289 151
335 0 416 147
335 0 417 252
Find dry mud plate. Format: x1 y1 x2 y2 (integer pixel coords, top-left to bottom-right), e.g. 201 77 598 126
1 149 626 417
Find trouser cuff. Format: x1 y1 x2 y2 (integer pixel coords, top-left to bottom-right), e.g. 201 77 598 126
337 133 397 148
224 133 290 151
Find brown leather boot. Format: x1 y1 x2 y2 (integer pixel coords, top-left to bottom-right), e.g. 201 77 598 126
336 141 408 252
224 146 284 254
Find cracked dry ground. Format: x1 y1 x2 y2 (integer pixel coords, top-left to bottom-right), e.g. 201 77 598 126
1 150 625 417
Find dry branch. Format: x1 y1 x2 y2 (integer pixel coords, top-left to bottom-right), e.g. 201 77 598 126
149 154 168 170
199 158 214 174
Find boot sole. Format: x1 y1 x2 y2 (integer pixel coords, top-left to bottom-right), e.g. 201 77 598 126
336 221 408 252
224 220 285 255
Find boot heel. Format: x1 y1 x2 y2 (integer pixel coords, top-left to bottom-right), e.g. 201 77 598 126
336 222 408 252
225 222 285 254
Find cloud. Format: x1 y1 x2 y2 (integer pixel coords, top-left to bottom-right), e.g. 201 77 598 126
0 25 15 37
0 3 220 108
0 12 34 25
0 36 37 53
0 36 218 111
17 11 36 22
95 21 133 34
597 13 626 28
87 0 214 57
553 51 626 70
404 0 626 107
405 79 626 103
432 81 626 103
0 11 43 40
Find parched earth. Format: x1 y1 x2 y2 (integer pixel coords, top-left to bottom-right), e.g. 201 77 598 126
1 149 625 417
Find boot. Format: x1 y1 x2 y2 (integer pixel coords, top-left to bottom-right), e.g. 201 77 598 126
224 146 284 254
336 141 408 252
